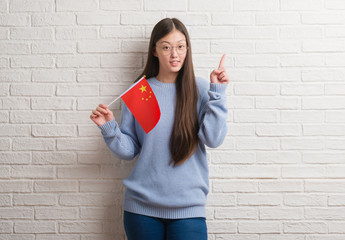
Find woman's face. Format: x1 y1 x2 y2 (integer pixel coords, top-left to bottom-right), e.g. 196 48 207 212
154 30 187 79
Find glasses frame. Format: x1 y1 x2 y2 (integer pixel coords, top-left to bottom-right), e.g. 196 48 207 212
156 43 188 56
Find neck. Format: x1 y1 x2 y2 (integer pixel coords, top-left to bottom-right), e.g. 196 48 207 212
156 72 178 83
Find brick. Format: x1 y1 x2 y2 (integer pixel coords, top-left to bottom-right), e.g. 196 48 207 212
237 194 281 206
281 84 323 96
11 166 55 179
232 166 280 179
121 40 148 53
0 42 30 54
120 12 164 25
306 180 345 193
262 235 304 240
329 195 345 206
257 152 301 164
284 222 327 233
0 125 30 136
234 0 279 11
32 42 76 54
207 193 236 206
14 221 56 233
212 151 255 164
36 235 79 240
145 0 186 11
0 138 10 150
57 111 92 124
11 56 54 68
101 54 143 68
31 98 75 110
32 13 76 26
260 208 303 220
59 222 102 233
0 166 10 178
259 180 303 192
303 97 345 109
256 13 300 25
302 13 345 24
34 180 78 192
281 138 324 150
303 152 345 164
79 180 123 193
57 84 98 96
211 41 254 54
281 111 324 123
10 0 53 12
10 84 54 96
213 180 257 193
0 57 8 67
281 0 323 10
0 186 9 198
56 0 98 12
256 124 301 137
207 221 237 233
280 27 322 39
33 152 76 165
0 235 34 240
35 207 78 219
238 221 280 233
56 55 100 68
0 208 32 219
212 13 252 25
0 98 30 110
326 111 345 123
100 26 144 38
236 55 279 67
59 194 104 206
57 166 99 179
0 181 32 193
80 207 120 220
32 70 75 82
100 0 142 10
0 71 31 82
78 97 120 111
13 138 55 151
57 138 99 151
0 14 28 26
10 111 54 123
56 27 98 40
0 153 31 164
256 41 300 53
77 14 120 25
190 27 233 39
329 222 345 233
10 28 53 40
305 208 345 220
0 222 12 233
285 194 327 207
215 207 257 220
166 13 209 26
32 125 75 137
78 40 120 53
13 194 56 206
0 111 9 122
236 138 279 150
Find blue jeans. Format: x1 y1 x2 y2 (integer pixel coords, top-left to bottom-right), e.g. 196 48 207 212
123 211 207 240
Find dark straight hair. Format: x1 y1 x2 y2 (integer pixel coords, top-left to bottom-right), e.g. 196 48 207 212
136 18 199 166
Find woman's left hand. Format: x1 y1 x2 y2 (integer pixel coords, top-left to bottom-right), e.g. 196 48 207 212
210 54 229 84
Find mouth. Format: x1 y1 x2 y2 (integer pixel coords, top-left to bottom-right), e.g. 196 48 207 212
170 60 180 67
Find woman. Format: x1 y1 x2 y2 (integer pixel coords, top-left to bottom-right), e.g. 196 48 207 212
90 18 229 240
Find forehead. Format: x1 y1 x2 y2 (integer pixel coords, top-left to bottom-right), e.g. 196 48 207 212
158 30 186 44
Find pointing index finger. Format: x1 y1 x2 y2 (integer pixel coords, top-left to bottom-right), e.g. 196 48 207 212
218 54 226 69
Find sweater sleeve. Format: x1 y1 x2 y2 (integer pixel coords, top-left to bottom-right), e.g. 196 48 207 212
198 83 228 148
98 103 141 160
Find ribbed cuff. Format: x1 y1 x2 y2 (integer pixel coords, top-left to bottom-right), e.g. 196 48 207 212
210 83 227 95
98 119 117 137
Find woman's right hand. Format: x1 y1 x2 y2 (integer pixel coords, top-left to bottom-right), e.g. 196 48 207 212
90 104 114 126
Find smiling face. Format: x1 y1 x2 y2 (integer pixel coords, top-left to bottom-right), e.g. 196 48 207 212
153 29 187 83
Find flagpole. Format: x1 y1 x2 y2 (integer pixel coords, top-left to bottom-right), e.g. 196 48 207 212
107 76 146 107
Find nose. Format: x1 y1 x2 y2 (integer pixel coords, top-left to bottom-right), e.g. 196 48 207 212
170 47 178 57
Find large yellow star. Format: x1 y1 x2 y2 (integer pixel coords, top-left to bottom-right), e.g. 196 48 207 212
139 85 147 93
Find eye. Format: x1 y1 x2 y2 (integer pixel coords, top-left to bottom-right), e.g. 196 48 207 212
179 45 186 49
162 46 170 50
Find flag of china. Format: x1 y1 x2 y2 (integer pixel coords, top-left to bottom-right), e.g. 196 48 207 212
121 77 161 133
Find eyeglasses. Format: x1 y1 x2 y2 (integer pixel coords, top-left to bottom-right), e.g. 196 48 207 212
157 44 188 56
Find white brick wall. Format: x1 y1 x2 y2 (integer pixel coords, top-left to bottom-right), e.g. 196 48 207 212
1 0 345 239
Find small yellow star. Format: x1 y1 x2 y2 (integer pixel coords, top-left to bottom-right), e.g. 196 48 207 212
139 85 147 93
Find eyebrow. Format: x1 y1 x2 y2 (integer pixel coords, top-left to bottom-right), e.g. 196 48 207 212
159 39 186 44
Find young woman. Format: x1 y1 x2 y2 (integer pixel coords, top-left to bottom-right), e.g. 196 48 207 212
90 18 229 240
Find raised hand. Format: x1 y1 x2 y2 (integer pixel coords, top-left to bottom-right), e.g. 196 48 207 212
210 54 229 84
90 104 114 126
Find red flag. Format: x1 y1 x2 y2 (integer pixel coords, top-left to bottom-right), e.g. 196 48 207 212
121 77 161 133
